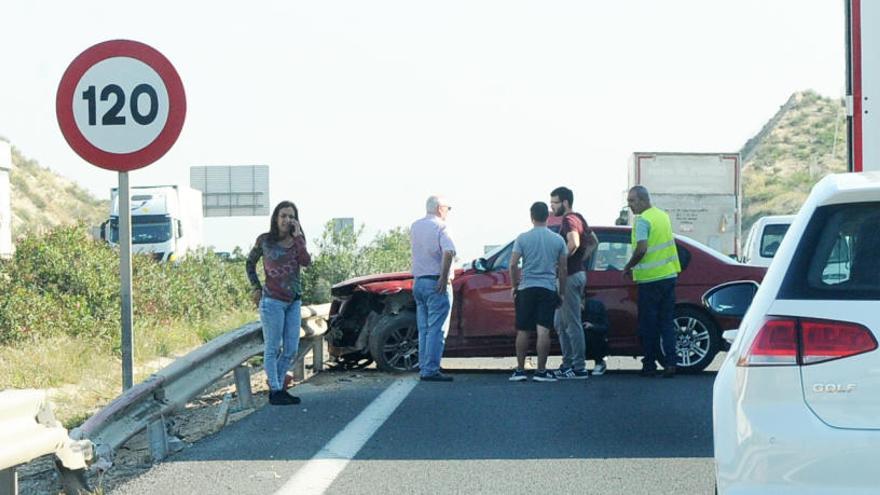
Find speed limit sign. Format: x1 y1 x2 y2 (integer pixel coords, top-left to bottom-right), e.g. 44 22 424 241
56 40 186 391
56 39 186 171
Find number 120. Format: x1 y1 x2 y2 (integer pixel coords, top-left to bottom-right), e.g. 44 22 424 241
82 84 159 126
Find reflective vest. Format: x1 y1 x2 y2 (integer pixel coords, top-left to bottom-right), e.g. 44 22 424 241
631 206 681 282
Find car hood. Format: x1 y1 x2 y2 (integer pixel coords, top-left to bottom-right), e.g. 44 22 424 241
330 269 466 297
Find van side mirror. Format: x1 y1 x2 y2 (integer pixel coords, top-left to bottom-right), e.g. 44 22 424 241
100 220 108 241
702 281 759 318
176 219 183 238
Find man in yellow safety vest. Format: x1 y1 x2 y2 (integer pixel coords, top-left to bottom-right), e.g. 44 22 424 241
622 185 682 378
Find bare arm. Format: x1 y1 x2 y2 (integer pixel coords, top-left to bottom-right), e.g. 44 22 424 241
509 251 522 296
436 250 455 293
583 231 599 259
565 230 580 256
623 240 648 279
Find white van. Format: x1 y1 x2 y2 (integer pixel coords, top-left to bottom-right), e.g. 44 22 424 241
741 214 795 266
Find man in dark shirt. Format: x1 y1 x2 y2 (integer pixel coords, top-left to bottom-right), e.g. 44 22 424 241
550 186 598 379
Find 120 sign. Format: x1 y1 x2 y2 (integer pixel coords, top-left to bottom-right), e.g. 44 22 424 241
81 84 159 126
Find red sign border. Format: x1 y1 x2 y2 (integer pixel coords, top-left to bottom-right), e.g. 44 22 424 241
56 39 186 172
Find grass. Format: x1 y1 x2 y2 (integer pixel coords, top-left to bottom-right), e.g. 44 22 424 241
0 308 257 429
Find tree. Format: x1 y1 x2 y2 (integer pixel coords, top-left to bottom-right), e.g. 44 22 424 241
301 222 411 304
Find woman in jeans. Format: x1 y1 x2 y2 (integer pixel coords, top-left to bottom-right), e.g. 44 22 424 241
246 201 311 406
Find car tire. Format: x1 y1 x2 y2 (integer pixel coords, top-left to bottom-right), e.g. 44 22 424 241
668 307 720 373
369 311 419 372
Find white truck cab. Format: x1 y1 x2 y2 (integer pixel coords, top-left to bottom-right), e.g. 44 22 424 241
741 214 795 266
102 185 203 262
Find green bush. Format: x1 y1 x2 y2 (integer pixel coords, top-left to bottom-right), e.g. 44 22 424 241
0 224 251 345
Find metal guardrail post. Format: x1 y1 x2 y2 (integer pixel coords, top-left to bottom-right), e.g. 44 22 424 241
233 366 253 410
0 467 17 495
312 335 324 372
148 418 168 462
293 347 306 382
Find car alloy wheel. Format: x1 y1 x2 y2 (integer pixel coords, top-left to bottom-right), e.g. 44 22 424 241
369 312 419 372
669 308 720 372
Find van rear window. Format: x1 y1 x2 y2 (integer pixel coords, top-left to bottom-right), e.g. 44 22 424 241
779 202 880 300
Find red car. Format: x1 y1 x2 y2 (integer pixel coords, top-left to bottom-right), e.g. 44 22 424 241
327 226 765 373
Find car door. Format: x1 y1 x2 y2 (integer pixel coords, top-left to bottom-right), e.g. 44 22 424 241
586 231 640 352
457 242 517 351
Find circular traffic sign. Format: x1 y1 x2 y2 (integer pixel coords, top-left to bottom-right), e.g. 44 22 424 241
56 39 186 172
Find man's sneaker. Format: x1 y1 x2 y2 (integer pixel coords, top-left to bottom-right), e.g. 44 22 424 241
570 369 590 380
662 366 677 379
592 361 607 376
509 369 528 382
554 367 575 379
533 370 558 382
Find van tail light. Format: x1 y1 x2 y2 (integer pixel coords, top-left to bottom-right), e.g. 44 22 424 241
738 317 877 367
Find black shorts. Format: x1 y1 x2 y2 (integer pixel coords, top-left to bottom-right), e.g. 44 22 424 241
514 287 559 332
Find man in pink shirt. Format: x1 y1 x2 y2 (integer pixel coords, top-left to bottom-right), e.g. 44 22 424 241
410 195 457 382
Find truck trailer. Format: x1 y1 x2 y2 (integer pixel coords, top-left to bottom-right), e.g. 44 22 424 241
101 185 203 262
628 152 741 257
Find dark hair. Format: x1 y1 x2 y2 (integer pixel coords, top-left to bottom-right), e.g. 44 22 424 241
629 185 651 203
530 201 549 222
550 186 574 208
269 201 299 241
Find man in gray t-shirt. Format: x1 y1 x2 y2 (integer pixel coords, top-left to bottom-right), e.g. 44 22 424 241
508 202 568 382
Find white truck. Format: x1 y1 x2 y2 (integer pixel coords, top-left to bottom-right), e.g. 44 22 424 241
741 214 795 267
628 152 741 257
101 185 203 262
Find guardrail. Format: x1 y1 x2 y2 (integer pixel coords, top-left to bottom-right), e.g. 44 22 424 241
3 303 331 494
0 389 93 495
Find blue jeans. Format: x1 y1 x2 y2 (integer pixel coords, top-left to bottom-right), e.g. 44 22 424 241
637 277 677 369
259 296 302 391
413 277 452 377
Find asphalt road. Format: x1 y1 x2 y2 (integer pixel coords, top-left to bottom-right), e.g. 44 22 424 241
111 356 719 495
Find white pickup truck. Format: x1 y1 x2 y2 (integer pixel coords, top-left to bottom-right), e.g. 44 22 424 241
741 215 795 267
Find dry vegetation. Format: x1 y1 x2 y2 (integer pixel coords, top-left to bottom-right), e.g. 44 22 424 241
740 90 848 232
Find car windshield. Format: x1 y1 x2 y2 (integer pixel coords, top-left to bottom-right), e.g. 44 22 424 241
677 235 738 265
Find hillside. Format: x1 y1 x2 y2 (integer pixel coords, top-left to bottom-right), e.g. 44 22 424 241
740 90 847 231
7 145 107 237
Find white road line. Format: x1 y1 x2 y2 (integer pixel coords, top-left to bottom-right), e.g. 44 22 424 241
275 376 419 495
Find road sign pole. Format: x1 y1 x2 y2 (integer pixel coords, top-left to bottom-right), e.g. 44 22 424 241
119 171 134 391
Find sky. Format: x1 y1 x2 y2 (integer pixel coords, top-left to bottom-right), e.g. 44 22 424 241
0 0 845 262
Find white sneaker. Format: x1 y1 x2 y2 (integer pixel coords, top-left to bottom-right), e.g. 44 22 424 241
592 361 607 376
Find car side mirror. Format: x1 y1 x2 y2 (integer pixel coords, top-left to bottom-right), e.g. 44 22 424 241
702 281 759 318
177 219 183 238
473 257 488 273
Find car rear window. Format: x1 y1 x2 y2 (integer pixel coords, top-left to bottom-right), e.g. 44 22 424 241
779 202 880 300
